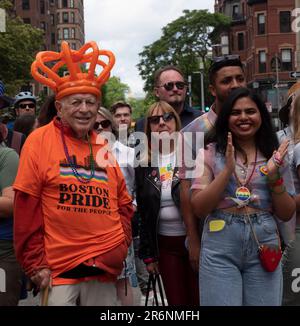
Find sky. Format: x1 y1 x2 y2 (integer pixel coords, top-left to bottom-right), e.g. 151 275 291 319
84 0 214 98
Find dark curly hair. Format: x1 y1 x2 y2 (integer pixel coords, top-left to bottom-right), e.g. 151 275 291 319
205 87 279 161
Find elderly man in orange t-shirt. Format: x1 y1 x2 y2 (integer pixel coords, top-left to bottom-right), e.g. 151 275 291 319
13 42 134 306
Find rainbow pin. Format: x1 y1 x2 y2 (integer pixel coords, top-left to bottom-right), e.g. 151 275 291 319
259 165 268 176
235 186 251 202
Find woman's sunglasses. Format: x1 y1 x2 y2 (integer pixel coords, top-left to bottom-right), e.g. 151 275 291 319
158 81 187 91
148 112 175 125
94 120 111 130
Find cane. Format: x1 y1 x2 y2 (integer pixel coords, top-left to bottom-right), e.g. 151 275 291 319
41 285 49 306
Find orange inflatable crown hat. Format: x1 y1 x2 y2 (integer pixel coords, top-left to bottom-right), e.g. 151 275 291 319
31 41 115 100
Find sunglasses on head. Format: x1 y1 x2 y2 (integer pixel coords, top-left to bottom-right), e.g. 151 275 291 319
94 120 111 130
19 103 35 109
158 81 187 91
212 54 240 64
148 112 175 125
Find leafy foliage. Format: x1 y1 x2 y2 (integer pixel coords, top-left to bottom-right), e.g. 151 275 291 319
0 4 43 95
137 9 230 106
101 76 130 109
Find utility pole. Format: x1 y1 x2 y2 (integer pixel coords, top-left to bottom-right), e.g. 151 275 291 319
0 8 6 33
275 53 280 111
296 0 300 80
199 59 205 112
188 75 192 107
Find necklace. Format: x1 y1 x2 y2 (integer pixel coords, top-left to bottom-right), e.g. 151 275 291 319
59 122 95 183
233 149 257 202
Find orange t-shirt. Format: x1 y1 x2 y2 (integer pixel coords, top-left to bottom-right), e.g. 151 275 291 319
14 120 132 282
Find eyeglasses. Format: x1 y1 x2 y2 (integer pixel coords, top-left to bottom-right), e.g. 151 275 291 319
94 120 111 130
212 54 240 64
19 103 35 109
158 81 187 91
148 112 175 125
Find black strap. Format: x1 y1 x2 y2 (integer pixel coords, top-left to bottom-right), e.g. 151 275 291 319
145 273 166 306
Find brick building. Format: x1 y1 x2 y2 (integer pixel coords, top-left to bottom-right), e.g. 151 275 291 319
11 0 85 94
214 0 296 118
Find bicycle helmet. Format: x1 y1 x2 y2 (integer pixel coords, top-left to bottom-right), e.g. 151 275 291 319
14 91 36 107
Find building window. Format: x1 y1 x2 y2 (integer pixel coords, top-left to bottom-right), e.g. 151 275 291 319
258 50 266 73
70 0 74 8
63 28 69 39
281 49 292 71
257 13 265 35
57 12 60 24
58 29 62 40
51 32 56 44
40 0 45 14
71 28 75 39
63 12 68 23
70 12 75 23
22 0 30 10
62 0 68 8
23 18 31 24
50 0 55 5
40 22 46 31
232 4 239 19
280 11 291 33
71 43 76 50
237 33 244 51
51 14 55 25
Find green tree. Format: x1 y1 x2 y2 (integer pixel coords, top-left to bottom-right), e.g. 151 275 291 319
129 94 156 121
101 76 130 109
0 2 43 95
137 9 230 106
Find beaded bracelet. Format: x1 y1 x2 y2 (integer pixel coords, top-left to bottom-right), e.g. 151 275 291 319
267 172 281 183
269 177 284 188
270 186 286 195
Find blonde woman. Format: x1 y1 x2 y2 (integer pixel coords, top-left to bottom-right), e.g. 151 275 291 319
135 100 199 306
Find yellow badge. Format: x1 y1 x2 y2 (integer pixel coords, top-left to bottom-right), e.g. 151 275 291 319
209 220 226 232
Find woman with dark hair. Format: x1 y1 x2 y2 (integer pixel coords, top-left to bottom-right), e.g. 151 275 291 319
191 87 295 306
135 100 199 306
37 95 56 127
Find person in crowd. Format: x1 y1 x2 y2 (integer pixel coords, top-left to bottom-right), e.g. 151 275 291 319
179 55 247 277
277 84 300 306
13 41 134 306
14 92 36 118
14 115 38 138
37 94 56 127
0 81 13 110
136 100 199 306
94 107 137 305
135 65 201 132
110 101 149 299
191 87 295 305
0 138 22 306
0 82 25 154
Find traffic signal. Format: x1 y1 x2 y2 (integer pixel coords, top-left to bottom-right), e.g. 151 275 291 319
204 106 210 112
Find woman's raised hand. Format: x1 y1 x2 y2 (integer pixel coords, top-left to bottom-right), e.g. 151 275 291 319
267 139 289 176
225 132 236 174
